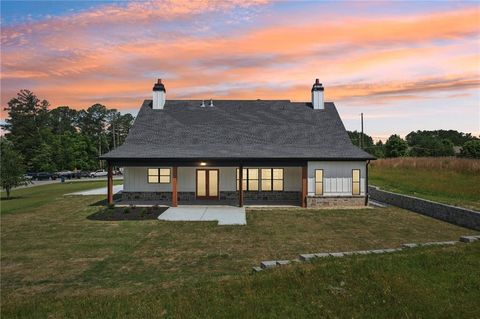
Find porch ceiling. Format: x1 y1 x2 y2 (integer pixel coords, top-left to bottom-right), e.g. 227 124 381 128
107 158 310 167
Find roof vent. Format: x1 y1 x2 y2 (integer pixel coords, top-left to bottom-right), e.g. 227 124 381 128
209 99 214 107
200 100 205 108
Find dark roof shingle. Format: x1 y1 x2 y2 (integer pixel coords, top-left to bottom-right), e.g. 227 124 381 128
101 100 375 160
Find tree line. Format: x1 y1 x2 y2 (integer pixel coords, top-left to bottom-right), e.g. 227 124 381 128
348 130 480 159
1 90 134 173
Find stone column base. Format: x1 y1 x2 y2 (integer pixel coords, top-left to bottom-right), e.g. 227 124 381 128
307 196 366 208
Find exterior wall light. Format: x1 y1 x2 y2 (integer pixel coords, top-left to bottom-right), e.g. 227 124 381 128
200 162 207 166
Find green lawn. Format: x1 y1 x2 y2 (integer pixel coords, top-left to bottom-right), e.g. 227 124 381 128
0 180 122 215
1 181 479 317
370 166 480 211
3 243 479 318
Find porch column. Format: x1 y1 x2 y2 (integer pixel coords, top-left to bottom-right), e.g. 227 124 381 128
172 166 178 207
107 162 113 205
238 165 244 207
301 165 307 208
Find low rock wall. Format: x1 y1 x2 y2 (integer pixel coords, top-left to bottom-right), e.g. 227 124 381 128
369 186 480 231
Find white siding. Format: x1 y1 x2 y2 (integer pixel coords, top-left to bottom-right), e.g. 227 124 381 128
307 161 366 196
123 166 302 192
124 167 172 192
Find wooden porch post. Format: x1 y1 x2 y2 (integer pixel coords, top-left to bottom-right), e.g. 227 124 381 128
301 165 307 208
172 166 178 207
107 162 113 205
238 165 243 207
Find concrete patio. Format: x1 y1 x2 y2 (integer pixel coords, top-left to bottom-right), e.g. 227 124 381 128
158 206 246 225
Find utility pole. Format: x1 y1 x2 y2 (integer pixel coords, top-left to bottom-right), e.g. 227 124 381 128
360 113 364 149
112 114 116 149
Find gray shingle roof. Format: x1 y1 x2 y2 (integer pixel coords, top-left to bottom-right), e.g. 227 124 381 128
101 100 375 160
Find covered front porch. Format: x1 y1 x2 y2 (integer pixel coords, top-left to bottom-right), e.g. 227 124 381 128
106 160 309 208
105 159 368 208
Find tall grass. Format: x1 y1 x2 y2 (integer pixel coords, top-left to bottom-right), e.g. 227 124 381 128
371 157 480 174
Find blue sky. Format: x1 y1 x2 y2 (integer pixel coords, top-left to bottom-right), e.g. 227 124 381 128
1 1 479 140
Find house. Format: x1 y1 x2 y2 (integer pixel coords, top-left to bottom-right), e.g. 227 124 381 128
100 79 375 208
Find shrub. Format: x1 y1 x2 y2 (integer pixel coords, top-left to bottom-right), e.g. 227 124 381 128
140 208 147 217
123 207 130 214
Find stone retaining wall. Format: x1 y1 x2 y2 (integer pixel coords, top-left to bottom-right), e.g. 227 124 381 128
369 186 480 231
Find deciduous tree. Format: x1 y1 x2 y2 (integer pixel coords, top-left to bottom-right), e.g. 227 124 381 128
460 140 480 159
385 135 408 158
0 138 28 199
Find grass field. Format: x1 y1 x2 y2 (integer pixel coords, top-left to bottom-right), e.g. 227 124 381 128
370 157 480 211
0 180 122 215
3 243 479 318
1 181 479 318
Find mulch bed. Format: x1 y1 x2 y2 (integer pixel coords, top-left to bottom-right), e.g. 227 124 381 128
87 206 169 221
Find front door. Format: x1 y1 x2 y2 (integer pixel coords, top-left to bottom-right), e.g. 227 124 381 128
196 169 219 199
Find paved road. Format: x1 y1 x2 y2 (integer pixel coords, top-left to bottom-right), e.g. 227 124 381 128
18 176 124 189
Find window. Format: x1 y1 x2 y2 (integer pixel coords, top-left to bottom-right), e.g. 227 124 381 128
236 168 259 191
261 168 284 191
148 168 171 184
315 169 323 195
352 169 360 195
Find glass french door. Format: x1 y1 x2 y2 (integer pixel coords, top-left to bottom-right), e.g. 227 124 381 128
196 169 219 199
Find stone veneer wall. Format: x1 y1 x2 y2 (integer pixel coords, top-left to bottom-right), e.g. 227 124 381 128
306 196 365 208
122 191 172 202
122 191 369 207
122 191 301 204
369 186 480 231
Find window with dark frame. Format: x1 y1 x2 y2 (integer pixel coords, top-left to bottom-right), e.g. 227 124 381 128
352 169 360 195
315 169 323 195
236 168 259 191
261 168 284 191
148 168 171 184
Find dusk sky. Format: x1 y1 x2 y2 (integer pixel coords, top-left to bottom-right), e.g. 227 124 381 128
1 0 479 140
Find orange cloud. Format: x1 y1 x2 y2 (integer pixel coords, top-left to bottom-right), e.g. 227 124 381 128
1 3 479 115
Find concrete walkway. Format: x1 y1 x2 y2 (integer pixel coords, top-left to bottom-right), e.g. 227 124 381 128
158 206 246 225
18 176 123 189
67 184 123 195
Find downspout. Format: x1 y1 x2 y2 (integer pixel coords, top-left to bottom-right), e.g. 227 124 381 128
365 160 370 206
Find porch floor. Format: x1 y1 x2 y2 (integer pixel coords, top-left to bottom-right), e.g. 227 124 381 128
158 206 246 225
